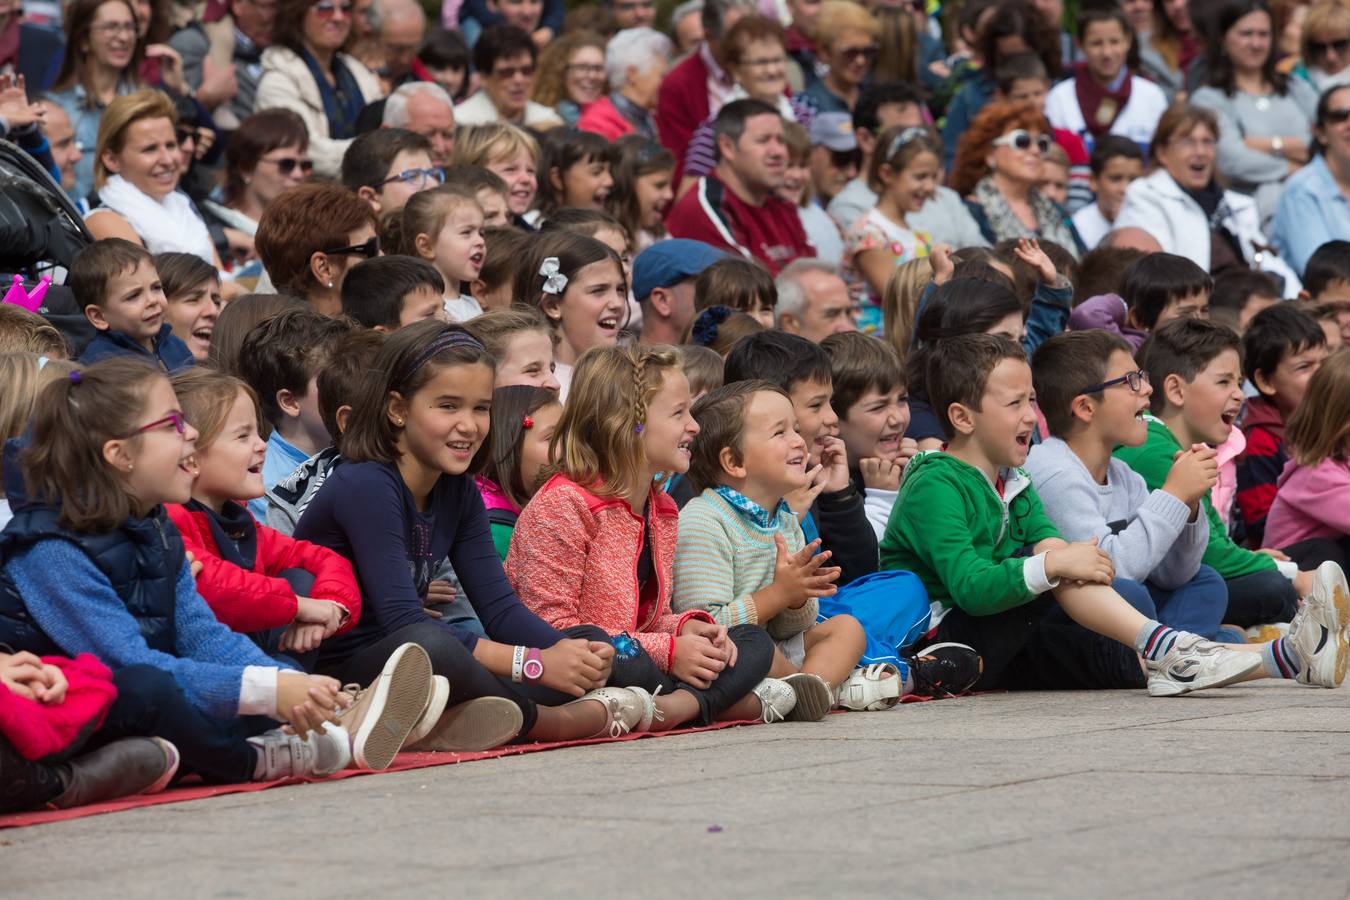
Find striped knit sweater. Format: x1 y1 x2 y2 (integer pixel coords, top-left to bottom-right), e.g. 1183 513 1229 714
672 489 819 639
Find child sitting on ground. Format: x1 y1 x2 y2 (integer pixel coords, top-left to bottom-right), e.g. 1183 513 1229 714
879 334 1330 696
1027 331 1227 639
821 331 917 539
1236 305 1329 549
1 354 77 530
166 368 361 664
381 186 487 323
508 345 789 729
465 307 561 392
237 309 352 520
1071 251 1211 350
1115 319 1318 629
340 255 447 331
71 239 194 370
0 304 67 357
679 344 724 403
1208 270 1280 334
0 358 435 779
1265 350 1350 567
725 331 878 587
477 385 562 561
470 227 533 311
1069 137 1144 251
693 257 777 329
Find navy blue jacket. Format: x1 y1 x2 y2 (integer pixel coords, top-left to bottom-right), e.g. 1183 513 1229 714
79 322 195 371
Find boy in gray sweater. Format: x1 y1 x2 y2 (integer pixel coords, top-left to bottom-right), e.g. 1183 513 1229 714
1026 330 1228 638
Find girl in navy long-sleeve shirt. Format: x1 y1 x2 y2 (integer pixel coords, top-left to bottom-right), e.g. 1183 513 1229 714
295 320 651 744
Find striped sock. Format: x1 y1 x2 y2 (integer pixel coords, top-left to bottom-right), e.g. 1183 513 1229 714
1135 622 1180 662
1262 637 1302 679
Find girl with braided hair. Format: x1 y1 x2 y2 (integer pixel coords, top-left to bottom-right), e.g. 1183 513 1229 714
507 345 797 728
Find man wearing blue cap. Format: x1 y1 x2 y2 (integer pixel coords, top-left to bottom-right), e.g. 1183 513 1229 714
633 238 728 345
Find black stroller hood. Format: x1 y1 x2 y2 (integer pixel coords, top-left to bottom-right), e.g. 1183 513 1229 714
0 138 93 274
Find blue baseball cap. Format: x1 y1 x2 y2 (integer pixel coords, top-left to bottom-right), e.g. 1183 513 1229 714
632 239 728 301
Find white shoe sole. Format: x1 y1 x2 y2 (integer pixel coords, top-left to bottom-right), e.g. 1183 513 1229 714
405 675 451 746
409 697 523 752
1148 653 1263 697
141 738 180 795
351 643 433 770
783 672 833 721
1312 562 1350 687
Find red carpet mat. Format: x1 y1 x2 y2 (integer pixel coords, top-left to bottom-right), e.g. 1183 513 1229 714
0 719 761 831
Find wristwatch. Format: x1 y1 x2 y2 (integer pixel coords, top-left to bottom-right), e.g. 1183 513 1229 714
523 648 545 683
1271 135 1285 155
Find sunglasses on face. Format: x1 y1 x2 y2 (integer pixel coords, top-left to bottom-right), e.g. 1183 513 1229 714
313 1 353 18
992 129 1052 154
119 411 189 440
829 147 863 169
838 44 878 62
1325 106 1350 126
320 235 380 258
1310 37 1350 56
1079 369 1150 396
261 156 314 175
493 63 536 80
376 166 445 189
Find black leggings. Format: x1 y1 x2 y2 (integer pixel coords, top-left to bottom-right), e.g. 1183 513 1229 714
1223 567 1299 626
321 621 776 735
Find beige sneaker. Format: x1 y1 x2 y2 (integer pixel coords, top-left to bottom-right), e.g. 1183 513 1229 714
405 675 451 747
336 642 433 769
406 696 523 751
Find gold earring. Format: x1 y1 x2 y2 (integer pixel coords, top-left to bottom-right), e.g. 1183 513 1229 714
394 418 404 426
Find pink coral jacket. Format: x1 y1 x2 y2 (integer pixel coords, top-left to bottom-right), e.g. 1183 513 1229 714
1213 425 1246 528
1264 457 1350 548
505 474 713 671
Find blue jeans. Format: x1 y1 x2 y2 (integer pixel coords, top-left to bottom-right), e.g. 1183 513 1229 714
1112 565 1228 639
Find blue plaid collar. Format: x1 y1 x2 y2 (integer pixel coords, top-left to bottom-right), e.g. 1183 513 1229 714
713 485 791 530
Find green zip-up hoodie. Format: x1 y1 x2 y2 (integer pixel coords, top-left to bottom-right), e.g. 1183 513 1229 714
879 451 1062 616
1113 415 1276 579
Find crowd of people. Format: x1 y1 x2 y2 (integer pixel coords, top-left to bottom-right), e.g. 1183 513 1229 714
2 0 1350 815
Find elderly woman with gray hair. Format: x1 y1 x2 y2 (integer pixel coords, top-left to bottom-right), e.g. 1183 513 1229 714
575 26 673 140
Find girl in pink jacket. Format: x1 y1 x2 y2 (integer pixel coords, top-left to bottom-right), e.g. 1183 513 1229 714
1265 350 1350 563
508 345 795 726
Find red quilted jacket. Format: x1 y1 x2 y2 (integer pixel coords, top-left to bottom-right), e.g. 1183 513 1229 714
505 475 713 671
166 503 361 634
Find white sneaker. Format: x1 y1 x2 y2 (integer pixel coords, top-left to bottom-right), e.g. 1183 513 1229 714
405 675 451 747
1288 562 1349 687
782 672 834 721
836 663 903 711
750 677 797 723
248 722 351 780
1146 633 1264 697
568 687 646 738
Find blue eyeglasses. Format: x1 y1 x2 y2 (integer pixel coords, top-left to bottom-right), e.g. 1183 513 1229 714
375 167 446 190
1079 369 1150 396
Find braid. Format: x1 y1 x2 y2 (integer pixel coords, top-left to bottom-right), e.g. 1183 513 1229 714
631 351 648 432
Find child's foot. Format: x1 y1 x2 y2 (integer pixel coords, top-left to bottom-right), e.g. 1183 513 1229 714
51 737 179 809
750 677 797 723
1146 634 1264 696
906 643 983 698
782 672 833 721
248 723 351 780
335 642 434 769
1288 562 1348 687
405 675 451 747
406 696 523 751
836 662 903 710
566 687 647 738
625 685 664 732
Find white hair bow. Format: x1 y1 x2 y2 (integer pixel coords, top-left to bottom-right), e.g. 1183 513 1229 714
540 257 568 295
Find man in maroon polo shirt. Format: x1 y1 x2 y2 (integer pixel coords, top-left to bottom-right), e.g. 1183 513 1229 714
665 98 816 275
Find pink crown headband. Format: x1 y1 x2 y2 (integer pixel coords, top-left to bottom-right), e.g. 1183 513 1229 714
2 274 51 313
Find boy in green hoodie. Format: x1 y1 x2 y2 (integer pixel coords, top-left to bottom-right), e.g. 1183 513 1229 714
1114 318 1313 628
880 333 1266 696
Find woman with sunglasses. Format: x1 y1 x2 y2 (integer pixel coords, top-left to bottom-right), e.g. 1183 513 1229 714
950 101 1083 256
1292 0 1350 92
1115 103 1302 291
1272 84 1350 273
802 0 879 114
84 90 222 268
254 0 381 180
255 181 379 317
201 109 312 278
1191 0 1318 227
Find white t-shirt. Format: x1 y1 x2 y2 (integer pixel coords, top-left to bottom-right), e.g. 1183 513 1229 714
1072 203 1113 251
443 294 484 324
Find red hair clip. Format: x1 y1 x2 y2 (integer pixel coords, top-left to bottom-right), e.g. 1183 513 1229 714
522 415 535 429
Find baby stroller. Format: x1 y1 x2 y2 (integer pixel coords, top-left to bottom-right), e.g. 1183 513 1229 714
0 138 97 352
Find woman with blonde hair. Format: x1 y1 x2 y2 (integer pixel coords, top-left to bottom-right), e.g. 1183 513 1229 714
804 0 880 113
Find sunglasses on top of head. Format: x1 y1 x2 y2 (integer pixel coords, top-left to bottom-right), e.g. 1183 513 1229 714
992 129 1052 154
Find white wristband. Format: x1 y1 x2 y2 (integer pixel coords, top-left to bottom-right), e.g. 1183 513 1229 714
511 645 526 683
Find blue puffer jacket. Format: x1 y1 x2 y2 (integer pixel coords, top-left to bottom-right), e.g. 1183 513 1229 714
78 322 195 371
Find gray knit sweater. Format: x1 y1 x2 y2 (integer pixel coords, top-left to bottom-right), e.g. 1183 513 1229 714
1024 437 1207 589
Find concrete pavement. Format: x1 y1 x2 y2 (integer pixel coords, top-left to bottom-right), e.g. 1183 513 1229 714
5 680 1349 899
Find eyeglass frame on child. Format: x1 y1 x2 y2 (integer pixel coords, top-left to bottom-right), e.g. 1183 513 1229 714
375 166 445 190
992 129 1053 154
118 411 190 440
1078 369 1150 397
